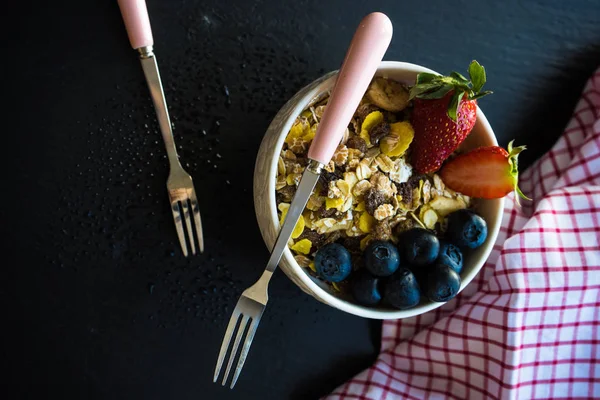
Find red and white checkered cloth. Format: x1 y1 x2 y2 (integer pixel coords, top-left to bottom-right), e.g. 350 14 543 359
327 69 600 399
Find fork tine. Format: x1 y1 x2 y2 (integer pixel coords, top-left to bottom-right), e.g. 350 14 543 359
171 202 188 257
190 194 204 253
181 200 196 255
230 315 262 389
222 315 250 386
213 309 241 382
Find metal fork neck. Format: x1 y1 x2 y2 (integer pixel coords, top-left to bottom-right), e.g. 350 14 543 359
137 45 154 58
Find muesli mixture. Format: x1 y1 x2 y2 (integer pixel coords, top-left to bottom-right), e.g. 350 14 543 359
274 61 525 309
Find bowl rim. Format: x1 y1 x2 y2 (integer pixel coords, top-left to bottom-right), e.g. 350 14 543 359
261 61 504 319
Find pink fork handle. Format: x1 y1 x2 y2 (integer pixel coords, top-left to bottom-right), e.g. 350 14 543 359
307 12 393 165
117 0 154 49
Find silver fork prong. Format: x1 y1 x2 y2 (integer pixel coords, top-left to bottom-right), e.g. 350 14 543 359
222 315 250 386
230 316 262 389
190 194 204 253
171 202 188 257
181 200 196 255
214 310 241 383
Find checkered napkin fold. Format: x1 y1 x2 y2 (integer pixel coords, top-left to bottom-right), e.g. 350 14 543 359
328 68 600 399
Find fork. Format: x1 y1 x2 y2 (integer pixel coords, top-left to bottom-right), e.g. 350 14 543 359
214 12 393 388
118 0 204 255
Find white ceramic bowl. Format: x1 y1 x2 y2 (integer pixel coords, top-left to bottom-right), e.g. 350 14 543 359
254 61 504 319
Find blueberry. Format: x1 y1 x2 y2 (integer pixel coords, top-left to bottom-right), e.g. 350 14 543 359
364 240 400 277
314 243 352 282
446 209 487 249
351 269 382 306
384 268 421 310
424 264 461 302
436 240 463 274
399 228 440 266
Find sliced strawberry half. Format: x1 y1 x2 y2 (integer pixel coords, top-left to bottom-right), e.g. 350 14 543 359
439 141 531 202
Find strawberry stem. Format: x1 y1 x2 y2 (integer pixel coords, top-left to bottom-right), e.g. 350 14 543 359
507 140 532 204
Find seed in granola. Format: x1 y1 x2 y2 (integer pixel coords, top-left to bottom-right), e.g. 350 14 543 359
364 187 386 215
369 121 391 145
346 136 368 154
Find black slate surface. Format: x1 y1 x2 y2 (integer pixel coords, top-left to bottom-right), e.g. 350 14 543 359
3 0 599 398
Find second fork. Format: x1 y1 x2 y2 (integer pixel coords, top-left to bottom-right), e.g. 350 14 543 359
118 0 204 255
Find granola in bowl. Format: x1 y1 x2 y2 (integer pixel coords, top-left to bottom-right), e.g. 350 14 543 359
268 61 524 312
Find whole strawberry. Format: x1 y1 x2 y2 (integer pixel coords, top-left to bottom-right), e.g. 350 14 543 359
410 61 492 173
440 140 531 202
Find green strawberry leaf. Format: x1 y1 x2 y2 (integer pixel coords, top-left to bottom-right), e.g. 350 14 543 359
447 90 464 122
450 71 469 84
417 84 454 99
409 83 443 100
468 60 486 93
416 72 440 85
470 90 493 100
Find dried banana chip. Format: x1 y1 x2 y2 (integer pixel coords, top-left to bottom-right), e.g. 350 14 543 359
291 239 312 255
291 215 305 239
366 77 410 112
360 111 384 146
286 173 302 186
355 201 366 212
279 203 305 238
358 212 375 233
325 197 344 210
380 121 414 157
